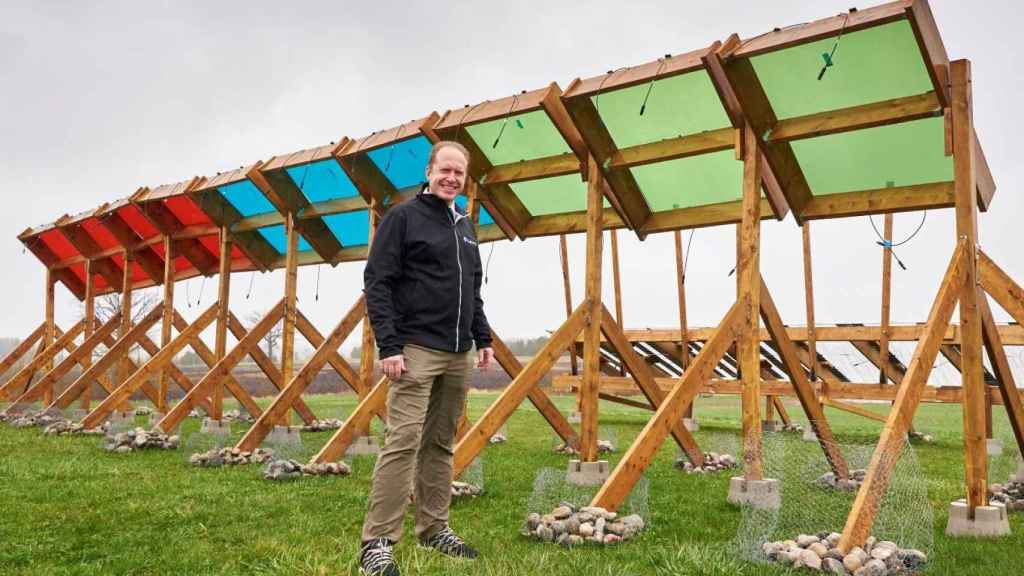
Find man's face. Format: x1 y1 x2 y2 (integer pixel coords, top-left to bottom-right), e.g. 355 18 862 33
425 147 467 204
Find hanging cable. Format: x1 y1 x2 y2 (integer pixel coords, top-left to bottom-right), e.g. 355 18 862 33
594 67 629 114
484 241 497 285
639 57 669 116
185 277 192 309
196 275 206 307
868 211 926 271
314 264 322 302
818 12 851 80
245 271 255 300
682 228 695 280
491 94 520 150
383 123 406 173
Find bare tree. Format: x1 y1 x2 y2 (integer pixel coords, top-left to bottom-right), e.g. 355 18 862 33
246 311 282 363
80 291 161 363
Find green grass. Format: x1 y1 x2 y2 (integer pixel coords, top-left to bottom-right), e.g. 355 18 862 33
1 393 1022 575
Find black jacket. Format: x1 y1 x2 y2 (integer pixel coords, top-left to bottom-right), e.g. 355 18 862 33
363 189 491 359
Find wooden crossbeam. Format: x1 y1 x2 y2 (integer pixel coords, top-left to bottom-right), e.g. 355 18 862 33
452 302 589 477
772 396 792 426
978 292 1024 457
99 211 165 283
760 277 849 478
0 323 46 379
0 319 86 401
611 323 1024 345
821 397 888 424
801 182 955 220
134 333 213 416
294 310 361 393
250 167 344 262
838 240 967 552
767 92 940 143
156 300 285 433
591 302 744 511
600 305 704 465
235 297 366 452
81 303 220 428
850 340 907 385
3 314 122 408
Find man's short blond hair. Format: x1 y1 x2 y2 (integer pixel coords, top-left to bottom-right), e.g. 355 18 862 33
427 141 470 169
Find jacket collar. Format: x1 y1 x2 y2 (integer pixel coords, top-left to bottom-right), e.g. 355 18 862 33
417 184 466 223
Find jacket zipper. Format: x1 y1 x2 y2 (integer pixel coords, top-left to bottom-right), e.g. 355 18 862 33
450 209 464 351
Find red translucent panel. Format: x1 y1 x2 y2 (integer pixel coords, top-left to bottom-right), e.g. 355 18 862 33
197 235 252 270
110 254 151 283
151 242 196 273
39 230 79 260
70 263 86 283
117 205 159 239
81 218 120 250
163 196 212 226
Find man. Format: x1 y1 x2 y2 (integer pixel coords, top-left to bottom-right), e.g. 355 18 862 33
358 141 494 576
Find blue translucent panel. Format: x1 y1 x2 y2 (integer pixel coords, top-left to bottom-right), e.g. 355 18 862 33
285 159 360 204
453 195 496 227
257 224 313 255
368 136 431 190
323 210 371 247
218 180 276 217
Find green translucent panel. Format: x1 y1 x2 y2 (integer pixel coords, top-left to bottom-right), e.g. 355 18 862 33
594 72 732 149
509 175 609 216
466 110 573 165
794 117 952 196
751 20 933 120
631 150 743 211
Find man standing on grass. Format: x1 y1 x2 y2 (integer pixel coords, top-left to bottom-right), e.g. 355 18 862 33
358 140 494 576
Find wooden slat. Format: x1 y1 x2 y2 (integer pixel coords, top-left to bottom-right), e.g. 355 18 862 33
801 182 955 220
768 92 940 143
821 397 888 423
838 240 966 552
591 302 744 511
235 297 366 452
452 302 589 477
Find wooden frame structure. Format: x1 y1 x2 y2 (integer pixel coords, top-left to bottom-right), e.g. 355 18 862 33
5 0 1022 554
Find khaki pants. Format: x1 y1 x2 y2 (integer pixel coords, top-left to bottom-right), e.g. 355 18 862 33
361 344 471 543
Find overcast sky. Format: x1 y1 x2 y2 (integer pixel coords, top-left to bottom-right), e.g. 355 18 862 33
2 0 1021 358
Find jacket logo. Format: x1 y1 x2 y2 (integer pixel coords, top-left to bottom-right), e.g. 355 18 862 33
462 237 478 247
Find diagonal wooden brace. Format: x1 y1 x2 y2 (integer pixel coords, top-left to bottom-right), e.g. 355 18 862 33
0 320 86 400
312 376 389 464
295 309 361 393
0 323 46 381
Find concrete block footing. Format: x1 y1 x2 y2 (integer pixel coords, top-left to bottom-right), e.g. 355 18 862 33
987 438 1003 457
683 418 699 432
68 409 88 421
727 477 781 510
762 420 783 433
566 459 609 486
802 427 818 442
945 499 1011 537
1013 457 1024 483
347 435 380 455
568 411 581 424
267 425 302 446
200 418 230 436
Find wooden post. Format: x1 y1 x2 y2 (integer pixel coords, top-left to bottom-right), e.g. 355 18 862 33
42 268 56 406
580 156 604 462
951 59 987 513
159 236 174 413
281 212 299 427
879 213 893 385
118 251 133 387
358 203 378 434
610 229 625 376
801 223 818 383
737 124 763 480
559 234 578 375
674 230 692 421
79 261 95 410
213 226 232 420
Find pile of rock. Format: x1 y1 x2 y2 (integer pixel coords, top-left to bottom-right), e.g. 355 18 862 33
762 533 927 574
222 409 255 424
674 452 738 474
908 430 934 443
135 406 154 416
781 423 804 433
300 419 343 432
524 504 645 547
4 411 65 428
553 439 614 455
451 481 483 498
262 459 351 481
989 482 1024 512
104 428 180 453
489 432 507 444
189 447 275 467
816 469 868 492
43 419 106 436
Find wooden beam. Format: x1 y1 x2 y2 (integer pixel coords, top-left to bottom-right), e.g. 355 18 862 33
801 181 955 220
838 240 967 552
580 157 604 462
821 397 888 424
235 297 366 452
212 226 232 420
483 154 580 186
801 223 818 382
0 323 45 380
737 124 763 480
559 235 578 375
98 212 165 283
978 291 1024 458
0 319 86 401
280 212 299 426
600 305 704 465
767 92 941 143
978 251 1024 329
674 230 690 372
591 302 744 511
453 302 589 477
159 237 174 413
614 323 1024 345
880 214 894 384
294 310 361 394
254 167 344 263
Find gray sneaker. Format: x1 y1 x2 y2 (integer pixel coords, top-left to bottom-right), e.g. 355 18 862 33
420 525 478 559
359 538 399 576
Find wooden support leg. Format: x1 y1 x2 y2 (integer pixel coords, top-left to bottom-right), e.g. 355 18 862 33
590 303 744 511
838 241 967 552
559 234 579 375
978 291 1024 456
880 213 894 385
0 323 46 384
0 320 87 401
212 225 232 420
772 396 792 427
159 237 174 413
235 297 366 452
280 213 299 427
42 270 56 405
81 261 96 410
295 310 361 394
580 156 604 462
737 124 763 481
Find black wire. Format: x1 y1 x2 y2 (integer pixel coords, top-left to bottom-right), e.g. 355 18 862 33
245 271 255 300
869 212 927 248
484 241 496 285
818 13 851 80
492 94 520 150
315 264 321 302
682 228 695 280
384 123 406 173
639 59 669 116
197 275 206 307
594 67 629 114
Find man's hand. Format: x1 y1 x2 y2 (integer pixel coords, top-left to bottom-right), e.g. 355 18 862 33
477 347 494 371
380 354 406 380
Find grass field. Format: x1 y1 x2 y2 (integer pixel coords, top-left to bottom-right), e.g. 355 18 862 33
1 392 1022 575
